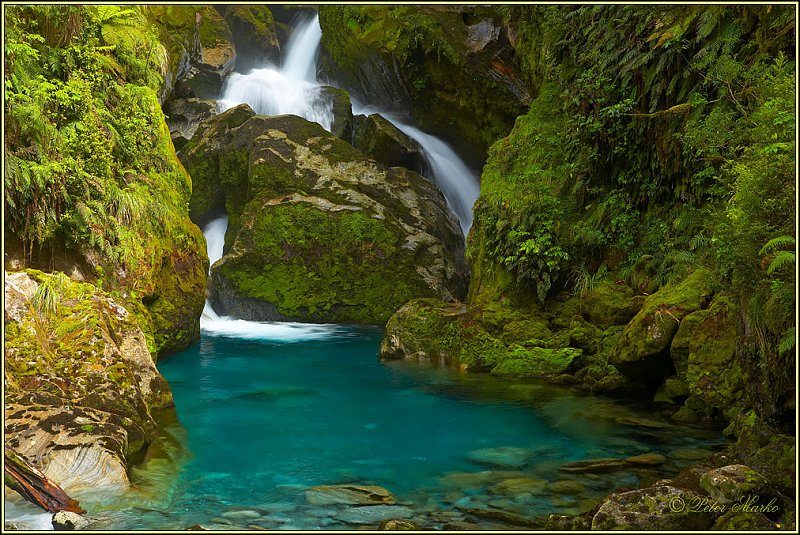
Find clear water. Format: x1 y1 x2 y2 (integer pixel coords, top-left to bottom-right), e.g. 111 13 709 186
24 327 725 530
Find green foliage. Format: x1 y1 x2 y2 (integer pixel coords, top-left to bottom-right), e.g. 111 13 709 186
31 272 70 317
4 4 206 357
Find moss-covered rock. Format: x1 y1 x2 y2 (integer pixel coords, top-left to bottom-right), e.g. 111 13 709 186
591 485 712 530
217 5 280 73
182 106 468 324
612 268 714 367
318 5 529 161
579 282 641 330
318 86 354 141
380 297 582 378
4 270 173 492
146 5 236 100
684 294 745 420
352 114 426 173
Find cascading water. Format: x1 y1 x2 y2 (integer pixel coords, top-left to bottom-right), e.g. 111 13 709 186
379 114 479 238
218 13 479 237
217 15 334 132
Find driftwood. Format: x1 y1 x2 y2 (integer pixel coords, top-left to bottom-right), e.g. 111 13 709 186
4 447 85 514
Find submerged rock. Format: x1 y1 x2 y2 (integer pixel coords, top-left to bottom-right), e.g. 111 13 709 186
560 458 629 474
466 447 532 469
182 106 468 324
305 484 397 506
335 505 414 524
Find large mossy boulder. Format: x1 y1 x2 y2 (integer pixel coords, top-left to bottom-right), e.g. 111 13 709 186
380 297 580 377
611 268 714 371
181 105 468 324
318 5 530 162
4 271 173 493
684 294 746 419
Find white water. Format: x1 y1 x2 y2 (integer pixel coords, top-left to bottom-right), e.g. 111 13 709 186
385 117 479 237
218 14 479 237
3 496 53 530
199 216 340 341
217 15 334 132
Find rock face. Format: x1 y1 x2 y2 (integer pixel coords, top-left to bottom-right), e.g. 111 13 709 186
165 98 218 151
352 114 426 173
4 271 173 493
181 105 468 324
147 5 237 101
217 5 281 73
318 5 530 162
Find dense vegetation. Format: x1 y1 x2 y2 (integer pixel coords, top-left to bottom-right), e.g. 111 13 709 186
469 5 795 424
4 5 206 356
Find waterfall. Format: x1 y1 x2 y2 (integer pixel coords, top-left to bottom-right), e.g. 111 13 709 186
199 217 340 341
383 120 479 238
351 104 480 238
217 15 334 132
282 14 323 83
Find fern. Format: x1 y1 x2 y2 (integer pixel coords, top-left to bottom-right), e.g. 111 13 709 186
759 235 795 255
778 326 796 355
766 250 795 275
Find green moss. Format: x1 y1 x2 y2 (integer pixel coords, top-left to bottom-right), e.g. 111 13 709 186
491 346 581 378
613 268 714 365
219 202 432 324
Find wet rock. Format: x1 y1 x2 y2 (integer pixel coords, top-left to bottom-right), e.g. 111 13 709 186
699 465 771 505
625 453 668 466
185 525 209 531
614 416 672 429
378 519 419 530
217 5 281 72
712 510 779 530
352 114 426 173
547 480 586 494
465 447 531 469
165 98 218 151
591 485 712 530
182 107 468 324
335 505 414 524
318 86 354 141
147 6 236 101
52 511 90 530
306 485 397 506
560 458 628 474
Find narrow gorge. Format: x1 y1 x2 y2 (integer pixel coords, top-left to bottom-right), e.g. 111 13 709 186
3 4 796 532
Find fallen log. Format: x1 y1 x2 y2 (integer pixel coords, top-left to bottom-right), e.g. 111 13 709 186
4 447 85 514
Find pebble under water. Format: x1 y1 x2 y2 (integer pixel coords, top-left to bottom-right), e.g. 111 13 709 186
8 327 727 530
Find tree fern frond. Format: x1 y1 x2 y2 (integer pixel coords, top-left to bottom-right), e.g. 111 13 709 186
779 326 796 355
766 250 795 275
759 235 795 255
